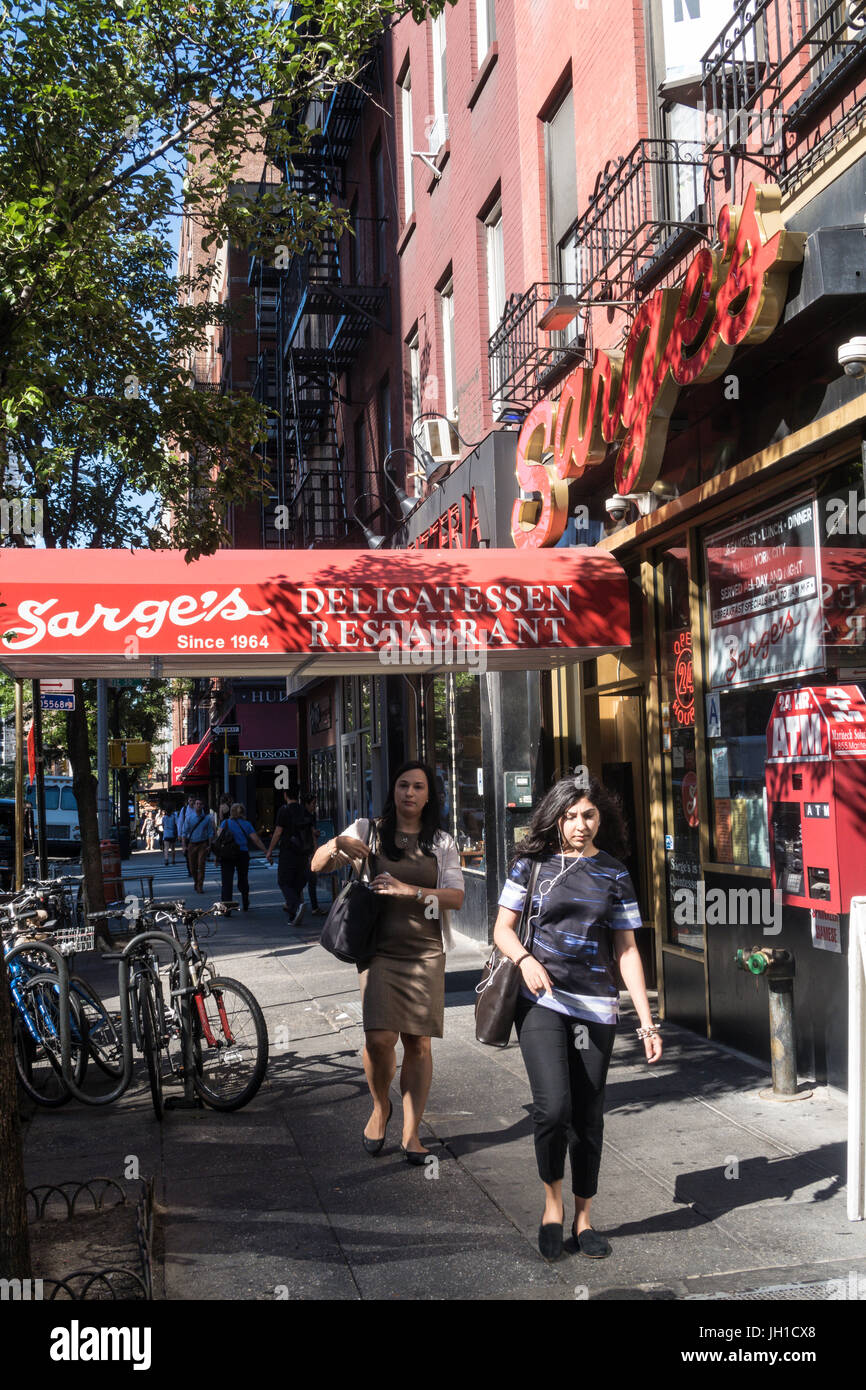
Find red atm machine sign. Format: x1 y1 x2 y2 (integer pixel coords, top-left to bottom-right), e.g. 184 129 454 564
765 686 866 915
767 686 866 762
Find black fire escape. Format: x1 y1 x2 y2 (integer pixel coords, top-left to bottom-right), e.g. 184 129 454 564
252 63 389 549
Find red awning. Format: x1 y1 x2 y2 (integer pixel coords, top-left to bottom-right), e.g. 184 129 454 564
170 742 211 786
0 547 630 678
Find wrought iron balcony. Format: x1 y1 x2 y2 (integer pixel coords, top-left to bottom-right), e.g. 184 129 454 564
701 0 866 193
488 284 591 408
572 138 709 305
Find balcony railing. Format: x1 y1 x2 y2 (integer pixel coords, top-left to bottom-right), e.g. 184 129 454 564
571 138 710 305
701 0 866 193
488 283 591 407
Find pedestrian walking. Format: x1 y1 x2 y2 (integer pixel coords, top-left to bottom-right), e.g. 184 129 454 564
217 803 267 913
301 793 323 915
312 761 464 1164
161 807 179 866
152 809 163 851
177 794 197 877
140 810 154 851
216 795 231 825
492 774 661 1262
183 798 215 893
265 788 309 925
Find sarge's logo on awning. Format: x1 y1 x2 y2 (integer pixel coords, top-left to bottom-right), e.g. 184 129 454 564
511 184 805 549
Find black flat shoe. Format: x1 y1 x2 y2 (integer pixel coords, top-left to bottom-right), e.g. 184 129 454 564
538 1222 564 1261
362 1100 393 1156
400 1144 430 1166
573 1223 611 1258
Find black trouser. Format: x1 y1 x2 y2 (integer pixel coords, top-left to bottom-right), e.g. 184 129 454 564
220 852 250 908
515 999 616 1198
277 849 307 913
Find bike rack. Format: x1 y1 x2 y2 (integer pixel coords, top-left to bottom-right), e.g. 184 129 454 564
7 930 197 1109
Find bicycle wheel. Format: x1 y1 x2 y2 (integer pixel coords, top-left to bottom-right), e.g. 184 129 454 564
192 976 268 1111
69 976 123 1078
136 973 165 1121
12 978 88 1107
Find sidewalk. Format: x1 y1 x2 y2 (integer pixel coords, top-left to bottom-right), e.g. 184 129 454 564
20 851 862 1301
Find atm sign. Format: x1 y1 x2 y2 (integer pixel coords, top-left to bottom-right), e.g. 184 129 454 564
804 803 830 818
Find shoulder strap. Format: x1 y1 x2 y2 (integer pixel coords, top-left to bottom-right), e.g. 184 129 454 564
516 860 541 948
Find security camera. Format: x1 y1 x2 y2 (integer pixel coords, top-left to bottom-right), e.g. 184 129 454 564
604 495 633 521
837 337 866 378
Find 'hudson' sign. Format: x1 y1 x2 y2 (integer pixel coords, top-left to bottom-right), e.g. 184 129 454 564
511 184 805 549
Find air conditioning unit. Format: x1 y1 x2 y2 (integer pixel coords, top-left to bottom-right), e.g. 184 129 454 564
427 112 449 154
418 418 460 470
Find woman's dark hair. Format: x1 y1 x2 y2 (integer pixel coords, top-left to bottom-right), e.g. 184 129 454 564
377 760 442 861
512 774 628 864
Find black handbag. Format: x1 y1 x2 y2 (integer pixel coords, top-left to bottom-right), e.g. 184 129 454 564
319 820 382 965
475 861 541 1046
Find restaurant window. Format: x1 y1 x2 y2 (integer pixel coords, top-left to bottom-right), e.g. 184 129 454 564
700 464 866 867
431 673 485 871
656 539 702 950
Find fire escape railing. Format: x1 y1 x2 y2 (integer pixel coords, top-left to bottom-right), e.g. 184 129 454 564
488 284 591 408
701 0 866 193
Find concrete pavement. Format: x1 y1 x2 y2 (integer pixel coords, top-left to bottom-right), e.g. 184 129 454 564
19 849 864 1302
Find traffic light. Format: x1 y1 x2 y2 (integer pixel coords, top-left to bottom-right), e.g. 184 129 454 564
108 740 151 768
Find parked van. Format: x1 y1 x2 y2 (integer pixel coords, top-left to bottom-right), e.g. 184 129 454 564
25 776 81 859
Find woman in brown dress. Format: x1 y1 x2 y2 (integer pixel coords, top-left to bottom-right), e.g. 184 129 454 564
312 761 465 1163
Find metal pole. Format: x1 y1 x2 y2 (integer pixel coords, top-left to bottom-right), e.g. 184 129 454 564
767 976 798 1096
14 680 24 887
30 681 48 879
849 898 866 1220
96 678 110 839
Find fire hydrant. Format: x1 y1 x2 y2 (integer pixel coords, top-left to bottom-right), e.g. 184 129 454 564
734 947 809 1100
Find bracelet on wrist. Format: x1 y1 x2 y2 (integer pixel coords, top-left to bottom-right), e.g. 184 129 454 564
514 952 532 968
635 1024 660 1040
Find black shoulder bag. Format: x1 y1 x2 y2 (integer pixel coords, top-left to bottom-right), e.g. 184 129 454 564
474 861 541 1046
319 820 382 965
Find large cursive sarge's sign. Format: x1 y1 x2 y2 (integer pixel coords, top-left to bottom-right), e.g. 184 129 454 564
512 184 805 549
0 547 629 677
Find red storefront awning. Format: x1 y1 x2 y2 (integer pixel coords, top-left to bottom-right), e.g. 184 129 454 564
170 742 211 786
0 548 630 678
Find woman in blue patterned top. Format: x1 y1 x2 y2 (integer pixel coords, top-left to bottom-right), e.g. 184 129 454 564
493 774 661 1263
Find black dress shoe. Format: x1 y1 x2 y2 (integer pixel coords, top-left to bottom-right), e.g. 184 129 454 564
573 1222 612 1258
400 1144 430 1167
538 1222 564 1261
362 1099 393 1155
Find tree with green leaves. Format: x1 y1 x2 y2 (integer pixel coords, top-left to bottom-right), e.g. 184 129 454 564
0 0 452 1279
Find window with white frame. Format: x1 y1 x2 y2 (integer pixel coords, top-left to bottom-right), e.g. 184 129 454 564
400 67 414 219
431 12 448 150
485 202 505 337
476 0 496 59
440 280 456 421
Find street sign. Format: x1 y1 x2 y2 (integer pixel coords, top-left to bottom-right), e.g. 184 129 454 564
40 679 74 694
210 725 241 736
40 694 75 711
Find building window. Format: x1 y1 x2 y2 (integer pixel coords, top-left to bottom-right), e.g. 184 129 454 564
476 0 496 59
400 67 414 219
440 278 456 421
431 12 448 150
378 376 392 472
354 413 367 519
370 139 387 281
484 201 505 337
544 87 578 289
407 329 422 430
349 195 361 283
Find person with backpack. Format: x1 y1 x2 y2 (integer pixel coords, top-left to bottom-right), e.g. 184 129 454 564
177 794 197 876
161 807 179 866
214 803 267 913
183 798 215 893
265 788 310 925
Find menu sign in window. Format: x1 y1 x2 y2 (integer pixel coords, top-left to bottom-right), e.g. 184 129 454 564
705 498 824 689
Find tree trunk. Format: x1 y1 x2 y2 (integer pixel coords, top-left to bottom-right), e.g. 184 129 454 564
67 683 105 918
0 951 31 1278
